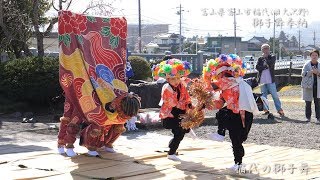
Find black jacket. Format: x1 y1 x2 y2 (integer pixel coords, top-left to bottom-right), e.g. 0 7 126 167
255 54 276 83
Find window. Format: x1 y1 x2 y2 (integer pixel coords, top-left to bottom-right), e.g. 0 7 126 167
161 39 168 44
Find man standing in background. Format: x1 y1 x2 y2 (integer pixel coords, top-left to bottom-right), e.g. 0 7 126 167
256 44 285 117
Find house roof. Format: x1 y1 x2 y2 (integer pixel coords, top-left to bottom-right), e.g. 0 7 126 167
145 42 159 48
154 33 180 39
248 36 268 43
305 45 320 50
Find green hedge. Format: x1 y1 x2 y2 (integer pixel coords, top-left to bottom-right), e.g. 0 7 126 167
128 56 152 80
0 57 61 107
0 55 154 111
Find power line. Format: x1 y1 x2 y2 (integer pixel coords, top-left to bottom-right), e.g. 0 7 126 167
233 8 237 54
138 0 141 53
177 4 184 53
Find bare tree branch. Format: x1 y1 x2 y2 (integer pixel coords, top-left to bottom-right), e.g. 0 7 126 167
82 0 115 16
32 0 45 58
0 0 3 25
44 17 58 36
32 0 41 35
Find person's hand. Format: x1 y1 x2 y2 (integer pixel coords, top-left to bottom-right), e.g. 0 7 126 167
126 116 138 131
263 59 269 69
312 66 318 74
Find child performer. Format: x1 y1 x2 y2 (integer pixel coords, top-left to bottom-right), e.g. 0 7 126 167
152 58 192 161
203 54 259 171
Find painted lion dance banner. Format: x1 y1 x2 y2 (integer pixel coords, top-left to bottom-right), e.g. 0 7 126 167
57 11 140 156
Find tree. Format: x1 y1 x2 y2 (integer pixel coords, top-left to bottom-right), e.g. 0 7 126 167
31 0 54 58
1 0 119 59
290 36 298 47
0 0 33 58
170 45 179 54
278 31 287 42
183 42 197 54
269 37 279 57
32 0 118 58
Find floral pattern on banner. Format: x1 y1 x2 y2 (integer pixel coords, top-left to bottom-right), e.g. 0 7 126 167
58 10 128 126
58 11 127 49
100 18 127 49
110 18 127 39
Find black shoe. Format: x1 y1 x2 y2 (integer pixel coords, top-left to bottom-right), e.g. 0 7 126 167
267 113 274 120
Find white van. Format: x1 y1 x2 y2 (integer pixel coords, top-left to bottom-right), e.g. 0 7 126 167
243 55 254 62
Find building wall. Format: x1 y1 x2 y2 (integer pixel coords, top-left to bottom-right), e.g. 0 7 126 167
207 36 243 54
127 24 169 52
28 36 59 53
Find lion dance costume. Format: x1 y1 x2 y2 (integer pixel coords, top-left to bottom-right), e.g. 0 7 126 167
203 54 259 171
57 11 140 157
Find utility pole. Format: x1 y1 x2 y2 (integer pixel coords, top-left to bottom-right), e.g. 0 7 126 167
298 30 301 52
273 13 276 54
233 8 237 54
313 30 316 47
138 0 142 53
179 4 182 53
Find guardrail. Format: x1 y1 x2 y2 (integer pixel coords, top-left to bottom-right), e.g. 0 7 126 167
245 58 308 73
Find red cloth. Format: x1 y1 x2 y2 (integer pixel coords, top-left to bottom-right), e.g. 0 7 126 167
59 11 127 126
58 11 128 148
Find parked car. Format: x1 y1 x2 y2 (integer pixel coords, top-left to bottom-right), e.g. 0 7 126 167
295 55 303 59
243 55 255 70
243 55 255 62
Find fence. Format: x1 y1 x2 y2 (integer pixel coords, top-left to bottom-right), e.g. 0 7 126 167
245 58 308 73
130 51 307 74
129 51 207 74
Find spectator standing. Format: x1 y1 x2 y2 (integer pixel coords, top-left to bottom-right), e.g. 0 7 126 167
301 49 320 123
256 44 285 117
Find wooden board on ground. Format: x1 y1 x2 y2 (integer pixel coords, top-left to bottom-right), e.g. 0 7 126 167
0 133 319 179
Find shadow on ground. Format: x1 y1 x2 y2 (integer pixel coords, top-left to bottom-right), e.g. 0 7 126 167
0 144 51 155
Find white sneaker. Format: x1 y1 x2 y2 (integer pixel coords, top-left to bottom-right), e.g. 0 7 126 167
228 164 240 172
88 150 99 156
58 147 65 154
316 119 320 124
167 154 181 161
104 147 116 153
189 129 197 139
208 133 224 142
66 148 77 157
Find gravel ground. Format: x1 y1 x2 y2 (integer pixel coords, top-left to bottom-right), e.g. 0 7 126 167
1 85 320 150
140 85 320 150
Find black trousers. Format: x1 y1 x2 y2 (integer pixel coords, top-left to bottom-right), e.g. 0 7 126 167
216 107 229 136
305 86 320 119
217 108 253 164
162 107 189 155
